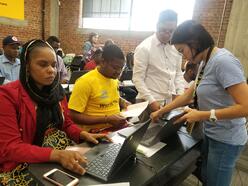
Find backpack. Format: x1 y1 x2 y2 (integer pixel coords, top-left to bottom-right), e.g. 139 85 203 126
70 55 85 72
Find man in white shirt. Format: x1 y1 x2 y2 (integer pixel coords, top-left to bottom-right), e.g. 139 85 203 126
133 9 184 120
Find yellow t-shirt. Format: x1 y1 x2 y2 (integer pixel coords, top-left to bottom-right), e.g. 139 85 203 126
68 68 120 131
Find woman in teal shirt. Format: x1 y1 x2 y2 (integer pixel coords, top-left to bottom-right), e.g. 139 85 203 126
151 20 248 186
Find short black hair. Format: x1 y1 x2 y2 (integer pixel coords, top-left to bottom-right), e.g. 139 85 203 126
104 39 114 48
158 9 177 23
171 20 214 54
185 63 197 72
46 36 60 45
102 44 124 62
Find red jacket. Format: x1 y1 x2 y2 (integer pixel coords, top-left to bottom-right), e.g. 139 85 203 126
0 81 82 172
84 59 97 70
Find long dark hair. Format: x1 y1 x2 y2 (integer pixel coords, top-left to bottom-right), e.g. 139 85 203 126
19 39 65 146
88 32 98 44
171 20 214 59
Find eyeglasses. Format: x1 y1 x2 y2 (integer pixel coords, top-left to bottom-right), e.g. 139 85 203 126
158 28 174 34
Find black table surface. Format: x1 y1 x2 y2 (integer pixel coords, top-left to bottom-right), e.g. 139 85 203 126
29 129 200 186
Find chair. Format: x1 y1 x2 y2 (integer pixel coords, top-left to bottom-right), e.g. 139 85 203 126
126 52 134 70
69 70 89 84
119 69 133 82
70 55 85 72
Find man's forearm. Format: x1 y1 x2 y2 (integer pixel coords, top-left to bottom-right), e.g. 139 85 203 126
69 110 108 125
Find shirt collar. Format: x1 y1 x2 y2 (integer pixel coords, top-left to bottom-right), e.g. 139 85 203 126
154 33 169 47
2 54 20 65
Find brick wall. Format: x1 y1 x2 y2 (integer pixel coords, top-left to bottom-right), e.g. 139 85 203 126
59 0 233 55
193 0 233 47
0 0 233 52
0 0 50 47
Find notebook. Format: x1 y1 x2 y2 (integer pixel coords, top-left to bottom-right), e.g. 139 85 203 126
140 109 185 147
0 77 5 85
85 119 150 181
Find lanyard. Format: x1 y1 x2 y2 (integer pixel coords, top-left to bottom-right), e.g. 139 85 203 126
192 46 214 109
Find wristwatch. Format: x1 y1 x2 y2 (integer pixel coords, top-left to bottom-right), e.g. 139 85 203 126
209 109 217 122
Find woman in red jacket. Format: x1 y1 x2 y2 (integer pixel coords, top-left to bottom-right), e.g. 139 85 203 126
0 39 109 185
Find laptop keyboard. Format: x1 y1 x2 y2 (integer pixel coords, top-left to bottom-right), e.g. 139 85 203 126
86 143 122 180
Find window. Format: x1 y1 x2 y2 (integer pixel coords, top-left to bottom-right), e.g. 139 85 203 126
81 0 195 31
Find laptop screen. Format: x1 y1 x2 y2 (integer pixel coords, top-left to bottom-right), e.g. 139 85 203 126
111 119 150 172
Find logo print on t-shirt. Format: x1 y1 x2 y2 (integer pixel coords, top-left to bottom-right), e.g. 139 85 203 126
100 90 108 99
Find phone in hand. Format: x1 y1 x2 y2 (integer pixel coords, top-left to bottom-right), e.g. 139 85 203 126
43 168 79 186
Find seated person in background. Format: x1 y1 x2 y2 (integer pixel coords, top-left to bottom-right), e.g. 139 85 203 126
84 48 103 71
83 39 113 71
69 45 128 133
82 32 102 62
183 62 197 90
0 40 109 185
119 52 137 103
104 39 114 47
47 36 69 83
0 35 21 84
56 48 65 58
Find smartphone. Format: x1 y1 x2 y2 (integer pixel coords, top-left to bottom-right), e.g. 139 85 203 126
43 168 79 186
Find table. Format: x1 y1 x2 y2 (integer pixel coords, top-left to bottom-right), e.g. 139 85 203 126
30 129 201 186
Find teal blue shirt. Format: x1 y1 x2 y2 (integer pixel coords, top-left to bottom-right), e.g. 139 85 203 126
197 48 247 145
0 54 20 83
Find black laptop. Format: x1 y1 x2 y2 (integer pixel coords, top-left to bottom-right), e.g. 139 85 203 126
140 109 185 147
85 119 150 181
69 70 89 84
0 77 5 85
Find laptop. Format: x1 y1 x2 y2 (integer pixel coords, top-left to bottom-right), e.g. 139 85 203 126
85 119 150 181
140 108 185 147
69 70 89 84
0 77 5 85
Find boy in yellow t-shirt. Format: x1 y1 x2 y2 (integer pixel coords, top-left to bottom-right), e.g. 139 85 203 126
68 45 128 132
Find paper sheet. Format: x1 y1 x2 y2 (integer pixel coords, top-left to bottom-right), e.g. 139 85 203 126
137 142 166 157
88 182 130 186
120 101 149 118
122 80 134 87
61 84 74 92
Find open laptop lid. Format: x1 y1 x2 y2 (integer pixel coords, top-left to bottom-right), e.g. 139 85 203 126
141 109 185 147
0 77 5 85
109 119 150 178
161 107 185 121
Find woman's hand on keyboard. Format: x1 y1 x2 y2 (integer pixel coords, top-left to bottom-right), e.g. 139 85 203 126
80 131 112 144
50 149 88 175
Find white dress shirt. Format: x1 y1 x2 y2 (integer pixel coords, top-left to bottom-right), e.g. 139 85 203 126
133 33 184 104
